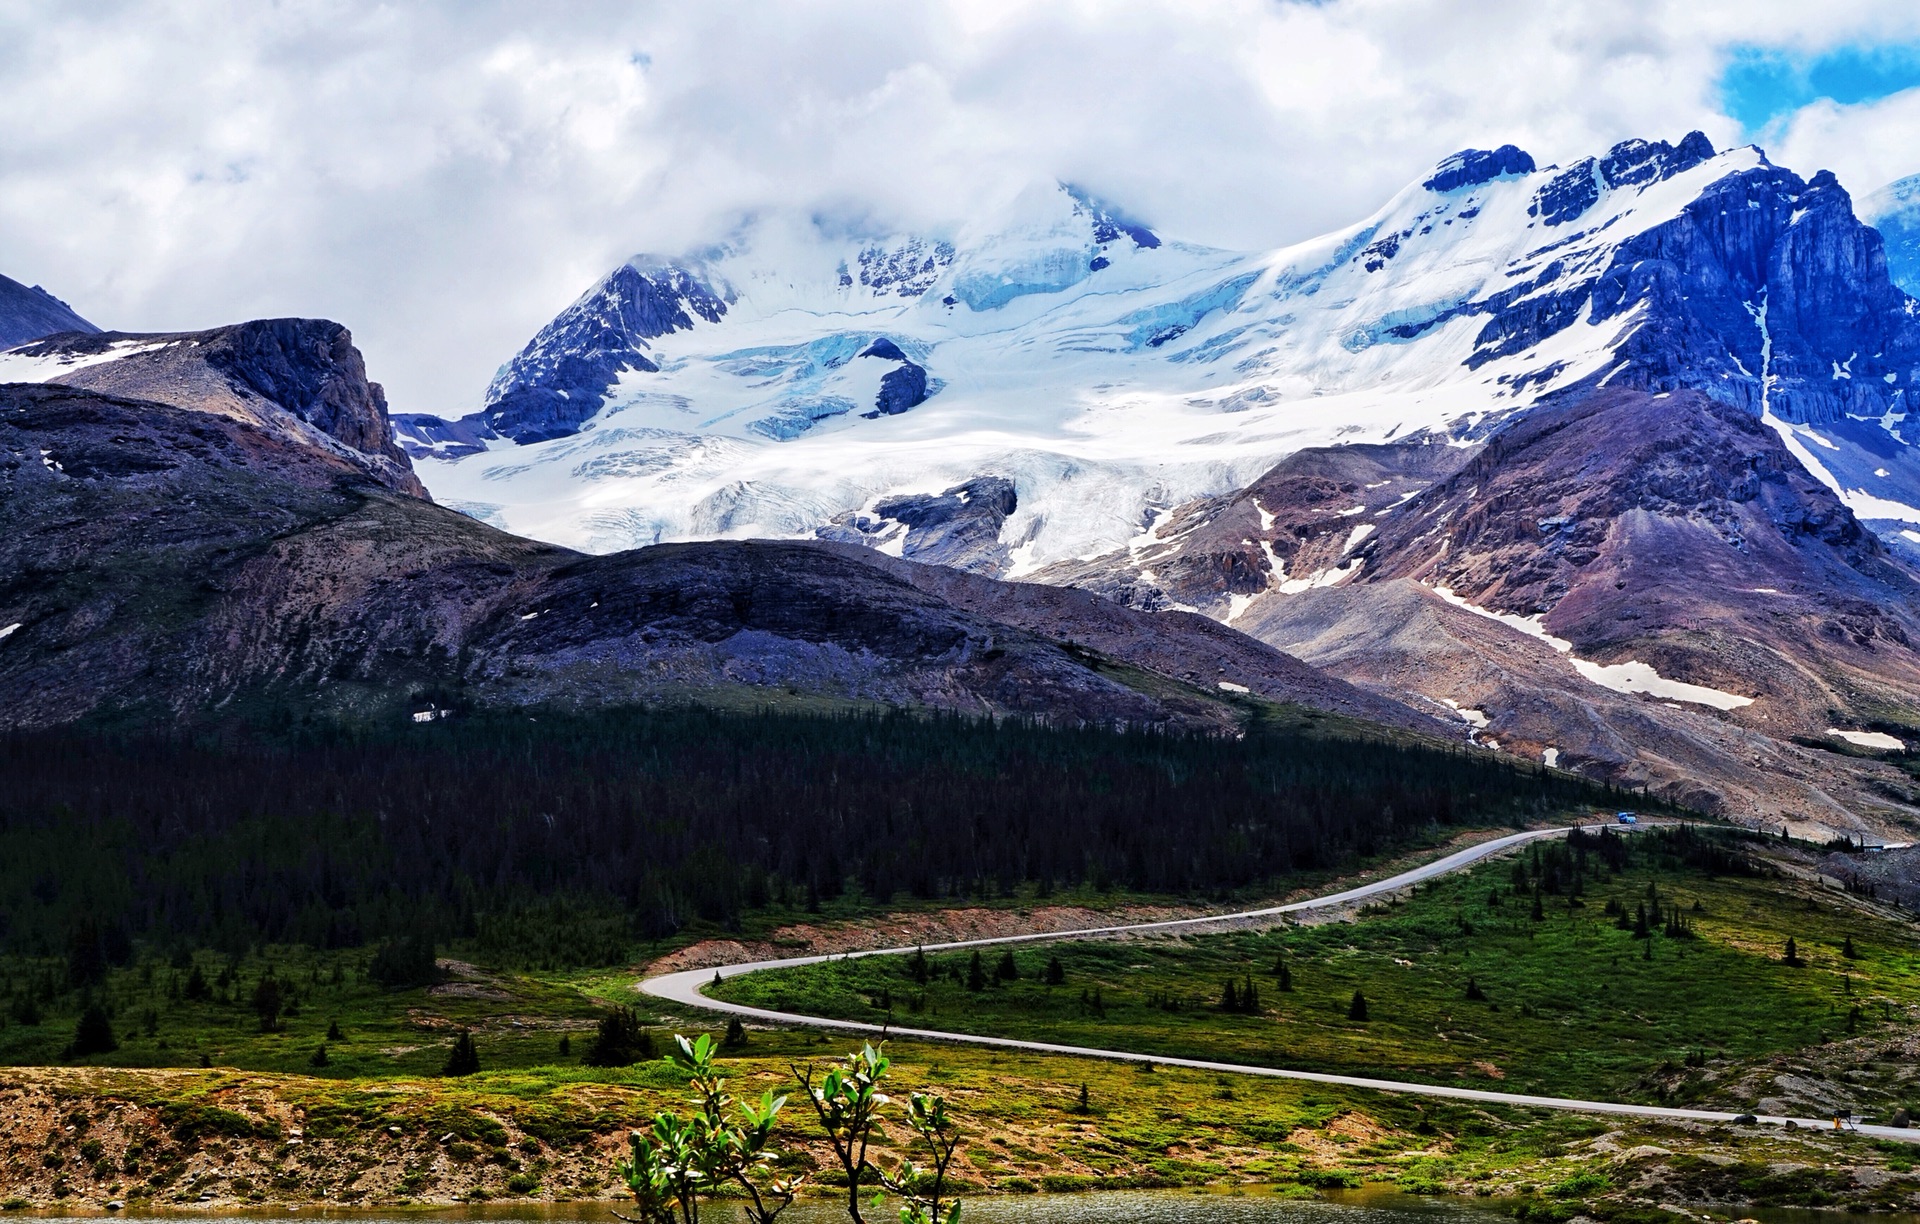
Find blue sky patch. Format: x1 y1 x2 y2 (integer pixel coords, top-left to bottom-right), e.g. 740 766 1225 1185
1721 43 1920 133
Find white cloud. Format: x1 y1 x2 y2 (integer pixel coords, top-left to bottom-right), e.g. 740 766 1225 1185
1 0 1918 416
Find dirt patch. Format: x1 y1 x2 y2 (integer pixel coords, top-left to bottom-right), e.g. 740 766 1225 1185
648 903 1215 975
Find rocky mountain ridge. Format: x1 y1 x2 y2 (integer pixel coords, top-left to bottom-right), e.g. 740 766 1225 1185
1058 387 1920 834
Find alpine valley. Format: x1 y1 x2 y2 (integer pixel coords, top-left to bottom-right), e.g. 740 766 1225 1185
7 132 1920 839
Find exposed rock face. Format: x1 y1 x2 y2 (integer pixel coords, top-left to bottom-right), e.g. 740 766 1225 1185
6 320 425 497
1423 145 1535 193
389 411 498 460
0 273 97 347
860 336 932 417
1487 150 1920 429
820 476 1021 574
0 382 1427 736
482 261 729 443
1063 184 1162 250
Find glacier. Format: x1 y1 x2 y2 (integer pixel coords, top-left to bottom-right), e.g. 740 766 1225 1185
358 137 1920 574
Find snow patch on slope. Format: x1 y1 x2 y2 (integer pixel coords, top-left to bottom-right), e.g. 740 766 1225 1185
1431 586 1753 711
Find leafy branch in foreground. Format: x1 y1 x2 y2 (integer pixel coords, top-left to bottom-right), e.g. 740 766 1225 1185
613 1034 964 1224
790 1042 966 1224
794 1042 891 1224
616 1033 798 1224
881 1089 963 1224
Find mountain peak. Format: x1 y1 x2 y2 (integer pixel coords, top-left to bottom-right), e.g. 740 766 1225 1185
0 272 100 349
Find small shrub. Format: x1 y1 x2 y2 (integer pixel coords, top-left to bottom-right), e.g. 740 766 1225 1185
369 937 440 990
1298 1168 1361 1189
581 1005 654 1067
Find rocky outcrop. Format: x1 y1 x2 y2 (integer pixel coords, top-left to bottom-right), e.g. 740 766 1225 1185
482 260 728 443
7 320 425 496
818 476 1020 575
1424 145 1535 193
1860 172 1920 297
0 272 97 347
1480 142 1920 429
860 336 932 417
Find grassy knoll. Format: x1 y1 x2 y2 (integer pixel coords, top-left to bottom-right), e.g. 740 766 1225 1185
7 1031 1920 1216
714 828 1920 1106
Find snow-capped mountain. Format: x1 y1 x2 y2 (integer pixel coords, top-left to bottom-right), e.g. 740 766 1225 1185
403 132 1920 577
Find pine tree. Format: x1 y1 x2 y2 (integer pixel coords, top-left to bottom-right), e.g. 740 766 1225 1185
1632 903 1650 939
1242 975 1259 1013
1348 990 1369 1022
251 974 283 1032
1276 960 1293 991
1076 1083 1090 1114
558 1033 571 1057
967 952 987 991
1220 979 1240 1012
1783 937 1804 967
1045 956 1066 986
725 1017 748 1047
66 921 107 989
1530 889 1545 922
184 965 210 1001
442 1029 480 1077
309 1044 330 1068
908 947 930 983
1465 977 1488 1002
325 1019 343 1041
1842 935 1859 960
995 950 1019 981
66 1002 117 1059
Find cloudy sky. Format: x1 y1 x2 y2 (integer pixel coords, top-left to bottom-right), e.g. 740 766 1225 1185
6 0 1920 416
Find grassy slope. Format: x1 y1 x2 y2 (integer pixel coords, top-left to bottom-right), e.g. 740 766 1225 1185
714 840 1920 1105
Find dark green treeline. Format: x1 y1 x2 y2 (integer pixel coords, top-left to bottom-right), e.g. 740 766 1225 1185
0 705 1622 965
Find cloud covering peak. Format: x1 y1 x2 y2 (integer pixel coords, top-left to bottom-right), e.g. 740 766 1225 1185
3 0 1919 414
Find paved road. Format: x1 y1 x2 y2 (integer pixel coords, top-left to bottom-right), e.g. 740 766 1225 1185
641 823 1918 1143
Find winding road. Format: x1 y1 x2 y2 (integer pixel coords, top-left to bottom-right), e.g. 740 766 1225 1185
642 823 1919 1143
